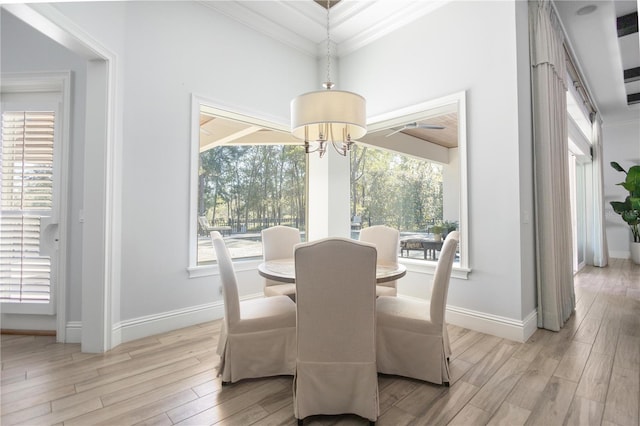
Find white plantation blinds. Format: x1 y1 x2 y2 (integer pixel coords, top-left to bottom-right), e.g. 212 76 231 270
1 111 54 304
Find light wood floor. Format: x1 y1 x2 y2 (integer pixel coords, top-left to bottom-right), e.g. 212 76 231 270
2 258 639 426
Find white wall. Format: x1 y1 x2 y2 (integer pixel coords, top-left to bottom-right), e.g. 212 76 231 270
339 1 535 330
603 119 640 258
50 2 318 330
4 1 540 344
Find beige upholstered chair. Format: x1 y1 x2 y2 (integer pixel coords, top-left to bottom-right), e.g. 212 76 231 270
293 238 379 424
262 225 300 300
359 225 400 297
211 231 296 384
376 231 459 385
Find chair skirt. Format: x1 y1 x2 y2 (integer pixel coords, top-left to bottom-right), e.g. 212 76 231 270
376 326 450 385
218 327 296 383
293 361 379 422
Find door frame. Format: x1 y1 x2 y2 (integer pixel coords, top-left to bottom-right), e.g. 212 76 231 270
4 3 118 352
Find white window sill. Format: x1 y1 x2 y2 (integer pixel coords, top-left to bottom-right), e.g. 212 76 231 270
399 258 471 279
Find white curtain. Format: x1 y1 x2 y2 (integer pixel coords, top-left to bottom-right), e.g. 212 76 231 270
529 0 575 331
590 113 609 267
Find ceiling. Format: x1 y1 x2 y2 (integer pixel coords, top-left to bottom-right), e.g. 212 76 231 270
200 0 639 151
554 0 639 122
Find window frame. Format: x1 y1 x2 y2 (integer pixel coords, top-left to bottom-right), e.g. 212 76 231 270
187 92 469 279
363 91 470 278
187 95 302 278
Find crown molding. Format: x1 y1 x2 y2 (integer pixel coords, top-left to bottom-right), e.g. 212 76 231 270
199 0 450 58
198 1 318 56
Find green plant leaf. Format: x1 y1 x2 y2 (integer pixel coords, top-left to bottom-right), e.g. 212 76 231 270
611 161 626 173
610 200 629 214
625 166 640 197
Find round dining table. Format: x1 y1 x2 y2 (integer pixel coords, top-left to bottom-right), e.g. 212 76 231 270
258 258 406 284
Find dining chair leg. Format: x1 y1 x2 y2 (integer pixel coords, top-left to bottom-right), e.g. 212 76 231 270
297 419 303 425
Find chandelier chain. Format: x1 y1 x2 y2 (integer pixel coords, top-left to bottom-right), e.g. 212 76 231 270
326 0 331 85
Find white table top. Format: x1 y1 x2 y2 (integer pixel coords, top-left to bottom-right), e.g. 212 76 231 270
258 258 406 284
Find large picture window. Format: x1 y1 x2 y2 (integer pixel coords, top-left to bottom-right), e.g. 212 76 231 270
190 100 306 270
356 92 468 272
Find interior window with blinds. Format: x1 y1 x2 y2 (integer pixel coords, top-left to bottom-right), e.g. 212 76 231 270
1 111 55 305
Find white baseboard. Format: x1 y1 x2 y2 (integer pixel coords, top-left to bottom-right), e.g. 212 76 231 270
398 295 537 343
112 293 264 346
64 306 225 347
609 250 630 259
114 301 225 344
65 293 537 348
446 305 538 343
65 321 82 343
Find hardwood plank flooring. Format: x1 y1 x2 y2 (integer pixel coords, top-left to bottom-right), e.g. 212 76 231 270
2 259 639 425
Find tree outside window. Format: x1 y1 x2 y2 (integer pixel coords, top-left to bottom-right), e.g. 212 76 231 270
197 144 306 264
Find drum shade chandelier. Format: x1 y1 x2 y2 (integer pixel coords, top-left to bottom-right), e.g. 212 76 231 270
290 0 367 158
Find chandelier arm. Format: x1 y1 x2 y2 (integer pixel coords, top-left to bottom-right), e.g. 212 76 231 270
331 140 348 156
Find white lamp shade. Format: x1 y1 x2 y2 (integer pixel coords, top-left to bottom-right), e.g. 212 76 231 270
291 90 367 141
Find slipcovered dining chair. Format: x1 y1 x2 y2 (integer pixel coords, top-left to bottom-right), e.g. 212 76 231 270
262 225 301 300
376 231 459 385
359 225 400 297
293 238 379 424
211 231 296 384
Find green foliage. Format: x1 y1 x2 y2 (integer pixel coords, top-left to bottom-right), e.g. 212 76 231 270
199 145 306 231
350 145 443 231
200 142 445 235
442 220 458 232
610 162 640 243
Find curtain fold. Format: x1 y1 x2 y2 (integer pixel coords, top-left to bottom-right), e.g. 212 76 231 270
529 0 575 331
591 113 609 267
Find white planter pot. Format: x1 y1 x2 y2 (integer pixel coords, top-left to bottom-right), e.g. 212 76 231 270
631 242 640 265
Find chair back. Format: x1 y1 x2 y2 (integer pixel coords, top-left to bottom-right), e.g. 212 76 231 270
294 238 377 362
429 231 459 326
293 237 379 421
211 231 240 327
359 225 399 266
262 226 301 261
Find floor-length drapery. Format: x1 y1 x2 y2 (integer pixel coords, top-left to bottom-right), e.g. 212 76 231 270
590 113 609 267
529 0 575 331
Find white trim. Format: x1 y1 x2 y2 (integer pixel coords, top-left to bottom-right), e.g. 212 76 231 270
400 258 470 280
446 305 538 343
188 258 262 279
113 292 262 344
116 302 224 343
398 295 537 342
65 321 82 343
609 250 631 259
7 3 120 353
66 295 537 346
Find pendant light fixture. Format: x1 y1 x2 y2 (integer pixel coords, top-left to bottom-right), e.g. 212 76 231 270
290 0 367 158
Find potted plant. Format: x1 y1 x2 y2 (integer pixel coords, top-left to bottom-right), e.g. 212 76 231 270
430 224 445 241
441 220 459 238
610 161 640 264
